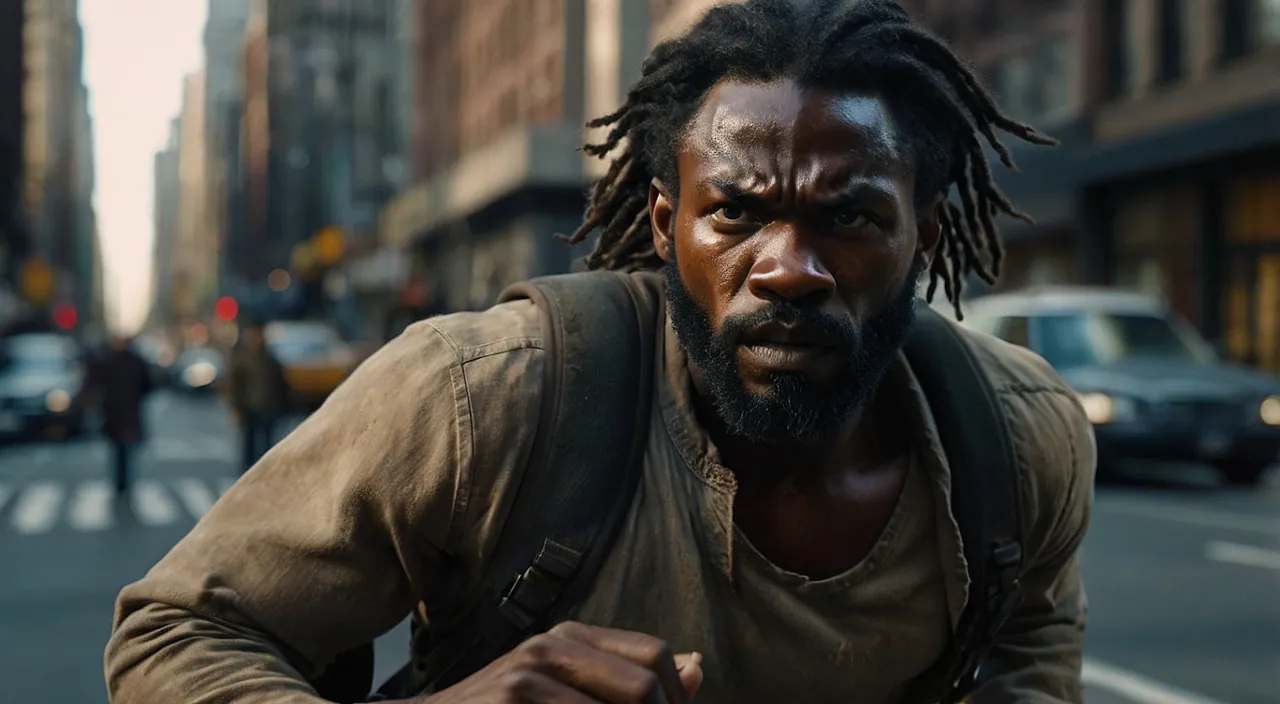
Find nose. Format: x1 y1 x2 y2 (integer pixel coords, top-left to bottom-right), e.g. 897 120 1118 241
746 228 835 306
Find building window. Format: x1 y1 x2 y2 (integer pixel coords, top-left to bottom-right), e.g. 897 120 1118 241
1220 0 1252 61
1102 0 1130 98
1155 0 1185 85
994 36 1075 125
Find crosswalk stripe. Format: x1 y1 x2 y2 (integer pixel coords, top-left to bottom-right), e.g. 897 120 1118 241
12 482 64 535
132 480 180 526
174 478 217 519
68 480 114 531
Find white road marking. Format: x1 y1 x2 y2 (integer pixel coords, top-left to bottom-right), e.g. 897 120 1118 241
1082 658 1228 704
174 478 217 519
28 448 53 467
11 482 64 535
1097 500 1279 536
131 480 179 526
1205 540 1280 571
67 480 114 531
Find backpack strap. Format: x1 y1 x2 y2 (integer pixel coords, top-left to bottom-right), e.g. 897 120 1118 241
375 270 660 698
902 305 1025 703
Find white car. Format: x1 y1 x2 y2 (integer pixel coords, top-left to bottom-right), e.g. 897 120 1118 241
940 286 1280 486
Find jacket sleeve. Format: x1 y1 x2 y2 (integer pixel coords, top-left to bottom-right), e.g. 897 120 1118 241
104 322 472 704
968 384 1096 704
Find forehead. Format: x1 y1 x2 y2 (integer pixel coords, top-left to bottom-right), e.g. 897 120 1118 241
681 77 906 181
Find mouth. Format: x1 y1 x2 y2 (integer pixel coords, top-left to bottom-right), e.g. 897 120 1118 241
738 322 838 372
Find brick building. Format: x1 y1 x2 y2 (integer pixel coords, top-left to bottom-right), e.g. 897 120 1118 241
384 0 1279 372
1074 0 1280 373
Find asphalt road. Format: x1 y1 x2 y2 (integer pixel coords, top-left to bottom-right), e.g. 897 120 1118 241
0 390 1276 704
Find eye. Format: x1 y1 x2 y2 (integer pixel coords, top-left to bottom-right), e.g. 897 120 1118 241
714 205 750 222
833 211 872 228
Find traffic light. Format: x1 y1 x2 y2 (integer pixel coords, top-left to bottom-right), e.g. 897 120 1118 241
53 303 77 330
214 296 239 321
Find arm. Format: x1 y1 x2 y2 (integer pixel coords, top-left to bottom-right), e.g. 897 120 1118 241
968 384 1097 704
105 323 472 703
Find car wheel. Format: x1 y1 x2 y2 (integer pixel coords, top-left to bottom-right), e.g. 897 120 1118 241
1217 461 1268 487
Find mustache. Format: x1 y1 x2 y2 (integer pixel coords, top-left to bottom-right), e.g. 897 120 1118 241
720 301 858 350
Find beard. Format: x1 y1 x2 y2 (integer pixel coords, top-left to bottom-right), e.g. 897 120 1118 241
665 253 926 446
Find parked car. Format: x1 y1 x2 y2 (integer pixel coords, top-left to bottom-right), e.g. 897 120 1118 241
0 332 90 440
264 320 361 409
950 287 1280 486
172 347 225 394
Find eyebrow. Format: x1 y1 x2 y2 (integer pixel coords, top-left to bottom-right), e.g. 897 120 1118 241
704 176 899 209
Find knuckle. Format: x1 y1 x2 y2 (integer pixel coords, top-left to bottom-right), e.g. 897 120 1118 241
548 620 586 639
513 634 555 668
637 638 675 670
625 670 663 703
499 669 543 699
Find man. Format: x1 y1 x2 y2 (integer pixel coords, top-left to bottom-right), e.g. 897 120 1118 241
90 335 153 496
105 1 1094 702
226 319 290 472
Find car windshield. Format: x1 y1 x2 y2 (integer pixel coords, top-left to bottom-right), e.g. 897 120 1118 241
1 336 76 374
1035 312 1214 369
266 323 342 363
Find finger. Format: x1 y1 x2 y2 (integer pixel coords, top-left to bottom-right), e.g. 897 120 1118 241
501 669 600 704
673 653 703 700
548 623 686 704
527 634 670 704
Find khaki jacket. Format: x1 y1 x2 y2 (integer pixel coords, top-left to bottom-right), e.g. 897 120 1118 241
105 273 1095 704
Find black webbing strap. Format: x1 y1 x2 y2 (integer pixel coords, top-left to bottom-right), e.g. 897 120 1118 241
376 271 659 698
902 306 1025 703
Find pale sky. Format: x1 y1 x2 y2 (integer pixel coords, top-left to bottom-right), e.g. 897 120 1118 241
81 0 207 334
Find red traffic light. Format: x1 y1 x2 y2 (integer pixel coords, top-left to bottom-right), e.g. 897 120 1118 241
214 296 239 321
53 303 77 329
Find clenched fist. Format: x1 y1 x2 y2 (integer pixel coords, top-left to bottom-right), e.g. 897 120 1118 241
414 622 704 703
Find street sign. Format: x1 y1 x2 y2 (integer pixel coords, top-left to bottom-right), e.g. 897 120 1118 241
20 258 54 304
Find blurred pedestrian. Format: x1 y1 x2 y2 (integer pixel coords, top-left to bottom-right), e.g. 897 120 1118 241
89 334 153 496
226 319 289 473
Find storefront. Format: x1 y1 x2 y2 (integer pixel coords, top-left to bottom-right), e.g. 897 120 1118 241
1222 172 1280 373
1099 161 1280 375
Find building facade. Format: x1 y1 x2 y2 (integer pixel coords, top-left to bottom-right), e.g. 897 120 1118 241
1077 0 1280 373
383 0 653 312
22 0 96 321
150 120 181 329
203 0 253 299
172 72 217 325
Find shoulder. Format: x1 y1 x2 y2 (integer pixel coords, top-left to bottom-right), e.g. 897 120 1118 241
958 325 1097 564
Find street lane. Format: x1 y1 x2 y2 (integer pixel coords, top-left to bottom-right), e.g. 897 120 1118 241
1081 470 1280 704
1 394 1277 703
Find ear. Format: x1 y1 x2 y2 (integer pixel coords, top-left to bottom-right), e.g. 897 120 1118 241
917 195 944 269
649 178 676 264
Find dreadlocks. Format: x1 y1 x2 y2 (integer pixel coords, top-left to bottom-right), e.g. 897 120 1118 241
563 0 1057 319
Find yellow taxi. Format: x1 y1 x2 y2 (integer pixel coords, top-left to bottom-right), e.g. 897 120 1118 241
264 320 361 409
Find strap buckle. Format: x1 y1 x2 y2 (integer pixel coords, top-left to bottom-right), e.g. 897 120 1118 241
497 539 583 630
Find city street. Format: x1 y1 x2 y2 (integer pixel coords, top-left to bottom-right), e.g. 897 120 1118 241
0 391 1277 703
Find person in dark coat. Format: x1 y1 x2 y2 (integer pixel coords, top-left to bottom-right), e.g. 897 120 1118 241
91 335 154 495
227 320 290 472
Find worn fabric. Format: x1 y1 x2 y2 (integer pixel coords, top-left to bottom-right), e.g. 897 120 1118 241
104 272 1095 704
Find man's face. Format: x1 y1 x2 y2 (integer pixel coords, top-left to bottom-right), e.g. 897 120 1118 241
649 78 940 446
